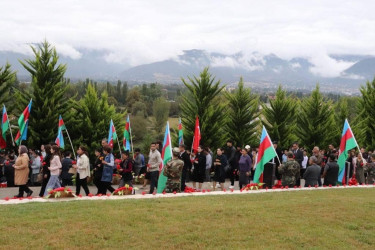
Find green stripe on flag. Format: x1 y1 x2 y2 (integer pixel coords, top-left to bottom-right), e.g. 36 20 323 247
253 147 276 183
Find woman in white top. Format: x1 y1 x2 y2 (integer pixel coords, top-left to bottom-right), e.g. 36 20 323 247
73 145 91 196
44 145 62 195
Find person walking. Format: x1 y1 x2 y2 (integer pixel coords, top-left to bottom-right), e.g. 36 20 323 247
74 146 91 196
100 146 115 194
39 145 51 197
224 140 236 189
61 151 73 187
44 145 62 195
93 148 104 194
13 145 33 197
119 151 133 187
30 149 42 186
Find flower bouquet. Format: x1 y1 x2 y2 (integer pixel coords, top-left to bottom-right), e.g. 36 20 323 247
134 173 145 184
112 174 121 185
112 185 133 195
46 187 76 199
241 183 264 191
184 186 197 193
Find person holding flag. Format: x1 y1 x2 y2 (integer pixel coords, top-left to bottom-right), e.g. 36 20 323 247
337 119 360 184
253 126 279 185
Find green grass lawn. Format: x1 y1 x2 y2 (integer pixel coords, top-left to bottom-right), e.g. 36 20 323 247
1 189 374 249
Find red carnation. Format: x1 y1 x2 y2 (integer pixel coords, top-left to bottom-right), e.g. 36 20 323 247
142 191 146 195
202 189 206 193
152 191 156 195
294 186 297 189
78 194 82 198
315 185 318 188
329 184 332 187
162 191 166 195
173 191 177 194
308 185 311 188
88 193 93 197
230 189 234 192
106 193 111 197
4 197 9 201
207 189 211 192
97 194 103 197
27 196 32 200
72 161 77 164
223 188 226 192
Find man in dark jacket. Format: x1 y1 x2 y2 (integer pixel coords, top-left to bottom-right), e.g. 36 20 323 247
292 142 304 186
179 144 192 192
224 140 236 189
322 154 339 186
303 156 321 187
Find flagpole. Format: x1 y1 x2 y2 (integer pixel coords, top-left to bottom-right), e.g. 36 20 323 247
65 129 76 160
116 137 122 155
129 115 134 154
9 122 15 147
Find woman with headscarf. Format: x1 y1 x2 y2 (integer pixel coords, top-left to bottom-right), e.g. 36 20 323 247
13 145 33 197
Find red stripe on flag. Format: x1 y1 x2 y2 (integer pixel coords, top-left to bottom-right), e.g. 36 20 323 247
2 113 8 124
256 136 272 165
339 129 353 153
58 119 64 127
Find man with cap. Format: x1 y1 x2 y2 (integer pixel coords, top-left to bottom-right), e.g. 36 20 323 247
163 147 184 193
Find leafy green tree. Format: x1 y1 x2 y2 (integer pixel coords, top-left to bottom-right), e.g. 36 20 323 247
153 97 170 134
16 41 73 147
295 85 336 151
0 63 16 106
73 84 125 158
225 77 259 147
262 85 297 149
180 67 227 149
355 78 375 149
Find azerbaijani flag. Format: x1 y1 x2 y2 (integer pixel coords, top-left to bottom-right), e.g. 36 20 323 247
337 119 358 184
157 122 172 193
178 117 184 145
55 115 66 149
123 115 131 151
0 105 10 149
15 99 32 146
253 126 277 184
192 116 200 154
107 119 117 148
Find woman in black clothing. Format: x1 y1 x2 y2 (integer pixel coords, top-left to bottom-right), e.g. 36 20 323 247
93 148 104 194
39 144 51 197
191 146 206 191
213 148 228 191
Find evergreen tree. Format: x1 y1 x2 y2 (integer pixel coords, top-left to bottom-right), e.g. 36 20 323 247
225 77 259 147
296 85 336 151
16 41 73 147
0 63 16 106
262 85 297 150
355 78 375 149
73 84 125 158
180 67 227 149
153 97 170 134
333 97 349 144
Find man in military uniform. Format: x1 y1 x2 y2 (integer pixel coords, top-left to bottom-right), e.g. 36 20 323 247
163 147 184 193
278 151 300 187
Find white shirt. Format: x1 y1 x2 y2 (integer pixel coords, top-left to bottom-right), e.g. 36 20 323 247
302 156 308 169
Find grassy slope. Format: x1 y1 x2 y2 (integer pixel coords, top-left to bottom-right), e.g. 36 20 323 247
1 189 374 249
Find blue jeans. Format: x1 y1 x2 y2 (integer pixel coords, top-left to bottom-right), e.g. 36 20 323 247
44 175 61 196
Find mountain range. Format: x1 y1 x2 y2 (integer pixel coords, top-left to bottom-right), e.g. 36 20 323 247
1 49 375 92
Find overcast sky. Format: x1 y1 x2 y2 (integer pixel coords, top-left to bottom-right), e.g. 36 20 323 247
0 0 374 77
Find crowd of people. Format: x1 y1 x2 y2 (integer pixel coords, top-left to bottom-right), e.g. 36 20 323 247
1 139 374 198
